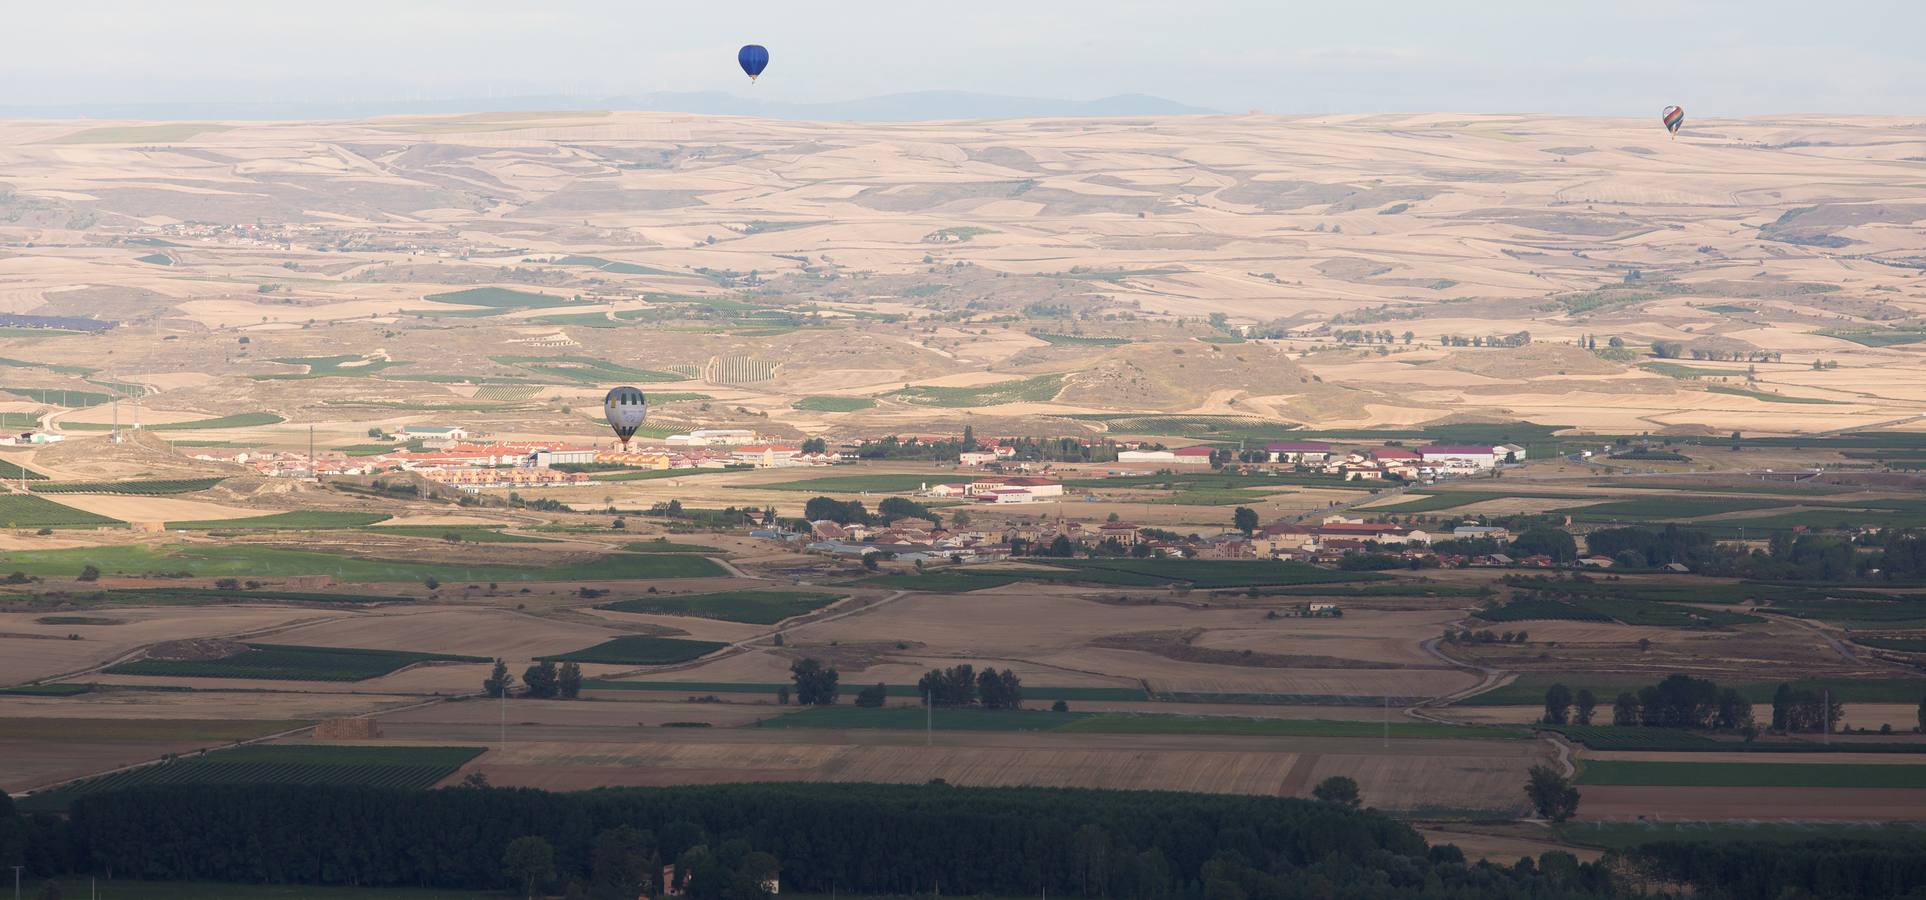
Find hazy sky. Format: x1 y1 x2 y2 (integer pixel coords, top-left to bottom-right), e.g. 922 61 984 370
4 0 1922 115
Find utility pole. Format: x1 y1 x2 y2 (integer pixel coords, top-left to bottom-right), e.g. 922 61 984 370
13 864 22 900
308 424 316 481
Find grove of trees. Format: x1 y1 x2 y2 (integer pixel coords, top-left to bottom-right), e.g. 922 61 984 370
916 664 1023 709
17 782 1630 897
788 657 840 705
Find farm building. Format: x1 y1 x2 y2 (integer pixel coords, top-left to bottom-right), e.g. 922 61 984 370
533 447 596 467
666 428 758 446
1265 441 1332 464
397 425 468 447
1171 447 1216 465
1417 444 1500 470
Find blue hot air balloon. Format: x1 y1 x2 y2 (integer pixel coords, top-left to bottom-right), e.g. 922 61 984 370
738 44 769 82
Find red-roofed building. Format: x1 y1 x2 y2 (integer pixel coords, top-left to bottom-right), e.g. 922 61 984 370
1171 446 1216 466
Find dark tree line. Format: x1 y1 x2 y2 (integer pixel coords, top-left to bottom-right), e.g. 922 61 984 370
1771 683 1845 734
483 659 582 699
1540 684 1598 726
1606 674 1753 731
18 782 1633 898
802 495 942 527
916 664 1023 709
1631 838 1926 900
1585 525 1926 582
788 658 839 705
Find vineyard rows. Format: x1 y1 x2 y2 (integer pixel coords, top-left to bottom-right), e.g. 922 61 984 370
31 477 224 495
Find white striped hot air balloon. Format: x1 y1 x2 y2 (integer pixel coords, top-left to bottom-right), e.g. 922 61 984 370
603 386 648 449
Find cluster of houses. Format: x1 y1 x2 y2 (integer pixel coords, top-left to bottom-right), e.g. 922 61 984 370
190 425 845 488
775 508 1594 571
1112 441 1527 480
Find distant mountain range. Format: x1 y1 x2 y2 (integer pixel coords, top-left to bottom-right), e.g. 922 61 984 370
0 91 1216 122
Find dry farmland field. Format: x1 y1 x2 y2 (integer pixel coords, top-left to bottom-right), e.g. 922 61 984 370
5 109 1926 874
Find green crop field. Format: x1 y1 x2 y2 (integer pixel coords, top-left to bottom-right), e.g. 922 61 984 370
1059 714 1522 740
1561 821 1926 853
361 525 554 543
1774 599 1926 626
1073 414 1295 438
260 355 402 379
1599 480 1858 496
541 635 726 665
1065 471 1372 492
1362 492 1484 512
582 680 1147 701
1466 675 1926 708
0 456 46 480
1705 384 1844 404
750 473 943 493
1820 329 1926 348
62 412 285 431
1476 595 1761 627
890 374 1064 407
793 395 877 412
1640 361 1750 379
1855 636 1926 652
1041 558 1380 588
1 386 113 406
423 287 578 311
865 559 1378 591
0 494 123 528
767 706 1085 731
21 879 498 899
0 355 95 375
555 255 680 276
1255 582 1482 598
31 477 224 495
102 587 412 606
168 510 391 530
766 707 1523 738
1578 760 1926 788
0 682 96 697
105 644 488 681
1030 332 1129 346
620 539 720 553
597 589 846 625
490 354 682 383
0 543 727 584
1368 490 1595 513
21 745 484 811
1556 496 1783 521
859 571 1029 592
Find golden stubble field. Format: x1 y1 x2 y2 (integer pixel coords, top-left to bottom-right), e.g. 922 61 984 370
0 112 1919 449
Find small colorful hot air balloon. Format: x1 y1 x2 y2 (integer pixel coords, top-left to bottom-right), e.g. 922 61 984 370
1661 105 1685 140
738 44 769 82
603 386 648 449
